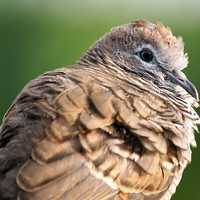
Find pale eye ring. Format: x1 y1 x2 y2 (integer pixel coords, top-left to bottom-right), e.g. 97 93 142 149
138 48 154 63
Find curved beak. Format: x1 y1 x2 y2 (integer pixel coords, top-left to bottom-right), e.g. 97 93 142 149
166 70 199 101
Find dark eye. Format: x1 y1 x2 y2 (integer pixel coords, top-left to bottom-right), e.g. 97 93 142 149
139 48 154 63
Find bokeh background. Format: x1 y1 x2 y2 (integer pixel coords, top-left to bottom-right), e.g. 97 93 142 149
0 0 200 199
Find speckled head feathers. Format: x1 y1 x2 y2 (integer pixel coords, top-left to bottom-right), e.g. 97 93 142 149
107 20 188 70
80 20 188 71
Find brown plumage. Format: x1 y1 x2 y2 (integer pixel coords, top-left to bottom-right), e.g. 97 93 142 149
0 20 199 200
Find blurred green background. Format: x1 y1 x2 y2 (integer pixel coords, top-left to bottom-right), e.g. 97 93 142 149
0 0 199 199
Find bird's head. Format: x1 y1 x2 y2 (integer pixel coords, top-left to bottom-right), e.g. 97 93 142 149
79 20 199 103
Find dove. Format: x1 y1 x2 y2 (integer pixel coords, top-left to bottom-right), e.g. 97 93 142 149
0 20 199 200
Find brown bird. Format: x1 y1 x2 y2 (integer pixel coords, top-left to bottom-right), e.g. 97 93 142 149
0 20 199 200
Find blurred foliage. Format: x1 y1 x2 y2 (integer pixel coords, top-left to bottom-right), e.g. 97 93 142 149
0 1 200 200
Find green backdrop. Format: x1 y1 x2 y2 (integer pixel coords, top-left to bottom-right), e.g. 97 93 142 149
0 1 199 199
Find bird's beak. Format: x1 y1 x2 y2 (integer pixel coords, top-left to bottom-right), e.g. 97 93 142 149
166 70 199 101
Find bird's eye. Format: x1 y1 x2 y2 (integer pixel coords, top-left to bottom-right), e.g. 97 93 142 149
138 48 154 63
